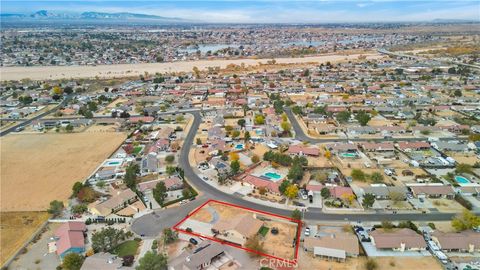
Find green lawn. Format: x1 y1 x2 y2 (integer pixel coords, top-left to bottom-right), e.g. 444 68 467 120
133 146 143 155
258 226 269 237
113 240 140 257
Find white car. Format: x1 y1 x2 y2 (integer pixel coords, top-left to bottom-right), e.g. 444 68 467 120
304 227 310 236
384 169 393 176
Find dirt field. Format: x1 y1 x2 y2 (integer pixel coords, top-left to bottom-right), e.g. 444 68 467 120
0 53 382 81
0 132 126 211
298 250 443 270
0 211 50 266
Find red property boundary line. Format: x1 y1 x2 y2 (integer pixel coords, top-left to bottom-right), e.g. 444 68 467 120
172 199 302 264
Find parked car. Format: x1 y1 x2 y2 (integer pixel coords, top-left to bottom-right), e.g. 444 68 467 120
189 238 198 245
304 227 310 236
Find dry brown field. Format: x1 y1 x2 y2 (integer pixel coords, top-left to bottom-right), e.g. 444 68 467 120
0 132 126 211
0 211 50 266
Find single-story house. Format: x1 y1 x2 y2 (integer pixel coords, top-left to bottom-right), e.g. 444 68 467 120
80 252 123 270
431 230 480 253
212 213 263 246
287 145 320 156
138 176 184 193
303 233 359 262
370 228 427 252
242 175 280 194
179 241 230 270
88 188 138 216
54 221 86 260
360 142 395 152
397 142 430 152
410 185 455 199
362 186 408 200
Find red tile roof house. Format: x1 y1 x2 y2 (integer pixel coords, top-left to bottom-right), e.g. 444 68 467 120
397 141 431 152
54 221 86 261
431 230 480 253
410 185 455 199
242 175 280 194
287 145 320 157
128 116 155 124
369 228 427 252
360 142 395 152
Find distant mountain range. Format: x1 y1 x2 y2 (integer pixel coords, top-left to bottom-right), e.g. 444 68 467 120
0 10 185 22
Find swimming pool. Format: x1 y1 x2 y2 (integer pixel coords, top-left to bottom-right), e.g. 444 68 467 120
235 144 244 150
340 152 357 158
107 161 120 165
455 175 471 184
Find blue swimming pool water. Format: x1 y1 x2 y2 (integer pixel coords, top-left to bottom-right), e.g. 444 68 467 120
455 175 471 184
235 144 244 149
340 152 357 158
107 161 120 165
264 172 282 179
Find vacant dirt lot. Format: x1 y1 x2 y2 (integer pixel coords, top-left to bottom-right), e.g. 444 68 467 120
0 211 50 266
1 132 126 211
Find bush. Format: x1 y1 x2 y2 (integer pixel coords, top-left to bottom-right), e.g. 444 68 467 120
428 223 436 229
365 258 378 270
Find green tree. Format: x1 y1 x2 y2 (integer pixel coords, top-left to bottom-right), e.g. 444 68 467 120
91 227 126 252
321 187 331 199
71 204 88 214
124 163 139 190
251 154 260 163
162 228 178 244
232 130 241 138
362 193 375 209
451 209 480 232
136 251 168 270
381 220 394 231
291 106 303 115
196 138 202 145
454 89 462 97
72 182 83 197
351 169 366 181
336 111 351 123
166 166 176 176
237 119 246 128
281 121 291 133
48 200 64 216
355 111 371 126
230 160 240 175
65 124 74 133
254 114 265 125
287 162 304 182
153 182 168 206
165 155 175 163
370 172 384 183
456 163 473 175
279 180 291 194
62 252 84 270
244 131 251 143
291 209 302 220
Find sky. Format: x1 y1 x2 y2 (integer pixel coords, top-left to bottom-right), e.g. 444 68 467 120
1 1 479 23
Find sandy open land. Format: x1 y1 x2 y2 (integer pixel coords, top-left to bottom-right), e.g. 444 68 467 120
0 53 382 81
0 132 126 211
0 211 50 266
